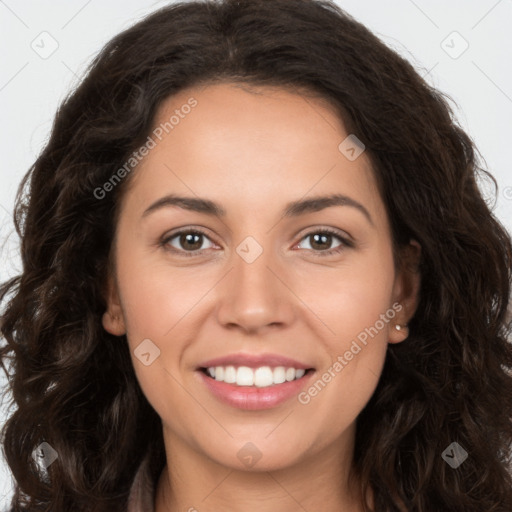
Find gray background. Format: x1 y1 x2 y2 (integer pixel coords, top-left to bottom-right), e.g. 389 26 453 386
1 0 511 506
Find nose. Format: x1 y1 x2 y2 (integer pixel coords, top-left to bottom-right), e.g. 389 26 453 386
215 242 296 334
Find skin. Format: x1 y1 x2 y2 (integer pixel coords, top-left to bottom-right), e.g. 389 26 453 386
102 82 421 512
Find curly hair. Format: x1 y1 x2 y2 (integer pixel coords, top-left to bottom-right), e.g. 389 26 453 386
1 0 511 510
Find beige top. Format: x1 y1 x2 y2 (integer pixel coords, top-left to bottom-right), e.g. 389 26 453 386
127 454 156 512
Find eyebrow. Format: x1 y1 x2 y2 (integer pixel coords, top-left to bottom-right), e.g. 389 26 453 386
142 193 374 226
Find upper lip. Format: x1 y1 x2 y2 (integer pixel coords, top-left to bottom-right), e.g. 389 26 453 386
198 353 314 370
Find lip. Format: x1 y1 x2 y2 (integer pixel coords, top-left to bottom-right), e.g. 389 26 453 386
196 368 316 410
198 352 313 370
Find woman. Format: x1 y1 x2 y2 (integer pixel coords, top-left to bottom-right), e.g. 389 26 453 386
1 0 511 510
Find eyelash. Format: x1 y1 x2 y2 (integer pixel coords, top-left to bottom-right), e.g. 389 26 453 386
160 227 354 258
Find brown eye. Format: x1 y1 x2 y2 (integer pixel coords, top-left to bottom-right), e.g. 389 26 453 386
162 230 215 256
296 229 352 256
307 233 337 251
178 232 204 251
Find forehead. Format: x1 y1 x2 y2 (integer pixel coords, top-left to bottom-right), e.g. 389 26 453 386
123 82 385 224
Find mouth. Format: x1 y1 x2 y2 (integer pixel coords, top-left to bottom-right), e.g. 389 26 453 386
199 365 315 388
196 365 316 410
195 353 316 409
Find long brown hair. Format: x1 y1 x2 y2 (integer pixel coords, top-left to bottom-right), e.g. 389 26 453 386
1 1 511 510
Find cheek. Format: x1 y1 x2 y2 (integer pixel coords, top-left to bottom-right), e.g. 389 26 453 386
115 243 213 341
295 244 395 347
295 244 395 410
114 249 222 410
297 315 390 448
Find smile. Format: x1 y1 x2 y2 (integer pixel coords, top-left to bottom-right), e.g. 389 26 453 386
202 365 309 387
196 366 315 410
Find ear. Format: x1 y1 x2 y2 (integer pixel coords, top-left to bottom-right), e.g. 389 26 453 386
388 239 421 344
101 273 127 336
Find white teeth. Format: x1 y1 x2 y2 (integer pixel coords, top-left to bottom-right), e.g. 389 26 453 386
224 365 237 383
254 366 273 387
214 366 224 381
205 365 308 387
285 367 296 381
295 369 305 379
236 366 254 386
273 366 286 384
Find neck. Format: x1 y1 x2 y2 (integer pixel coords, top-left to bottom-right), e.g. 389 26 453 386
154 426 367 512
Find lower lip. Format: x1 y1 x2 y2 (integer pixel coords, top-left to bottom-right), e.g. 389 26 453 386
197 370 315 410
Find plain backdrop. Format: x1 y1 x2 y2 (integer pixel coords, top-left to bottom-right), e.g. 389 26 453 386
1 0 511 506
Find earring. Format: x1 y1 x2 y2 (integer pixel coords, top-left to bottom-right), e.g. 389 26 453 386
395 324 407 331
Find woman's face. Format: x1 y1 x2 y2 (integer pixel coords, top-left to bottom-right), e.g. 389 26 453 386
103 82 420 473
